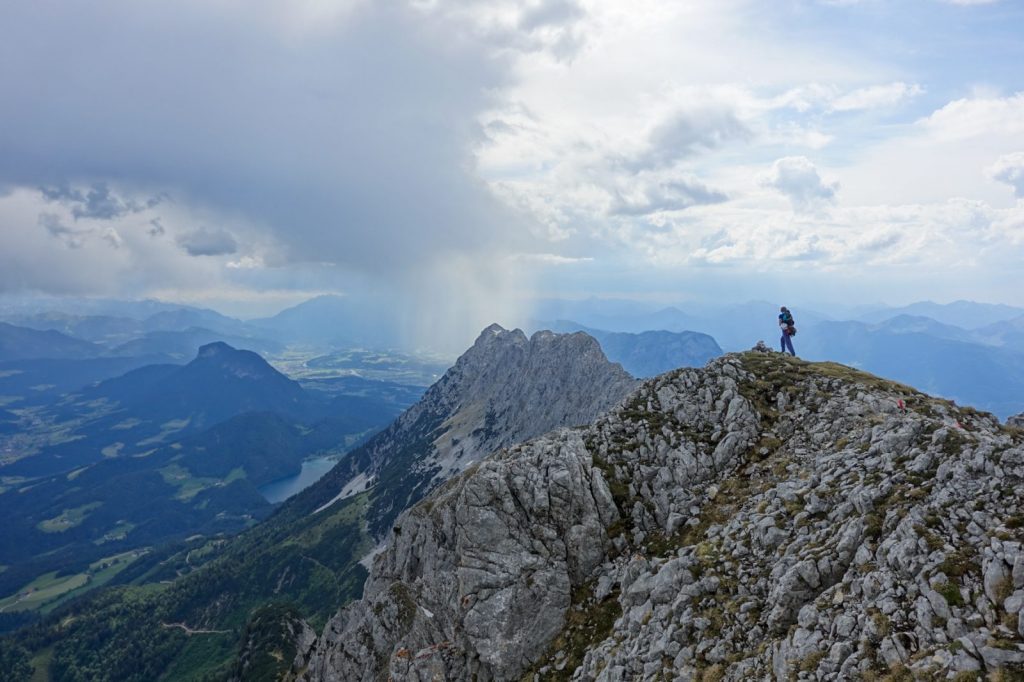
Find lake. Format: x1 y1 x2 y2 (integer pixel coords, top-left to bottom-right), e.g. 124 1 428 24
258 456 339 504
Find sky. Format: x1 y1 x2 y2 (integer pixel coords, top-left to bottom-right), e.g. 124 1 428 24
1 0 1023 344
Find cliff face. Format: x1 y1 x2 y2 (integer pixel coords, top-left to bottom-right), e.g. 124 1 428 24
295 350 1024 681
294 324 638 542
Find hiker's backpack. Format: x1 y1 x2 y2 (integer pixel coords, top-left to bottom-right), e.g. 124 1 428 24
780 310 796 336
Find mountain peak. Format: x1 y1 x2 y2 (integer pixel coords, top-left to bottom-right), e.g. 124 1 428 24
299 325 637 535
189 342 288 384
473 322 527 346
480 321 508 336
197 340 236 357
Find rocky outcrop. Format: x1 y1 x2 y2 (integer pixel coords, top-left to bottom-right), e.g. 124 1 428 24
294 324 637 540
296 351 1024 681
1009 413 1024 429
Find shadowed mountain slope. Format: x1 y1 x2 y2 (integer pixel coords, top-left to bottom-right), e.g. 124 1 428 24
797 321 1024 418
3 343 330 479
0 322 101 362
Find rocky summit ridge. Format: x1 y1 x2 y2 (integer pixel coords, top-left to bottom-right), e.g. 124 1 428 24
294 349 1024 681
293 324 638 541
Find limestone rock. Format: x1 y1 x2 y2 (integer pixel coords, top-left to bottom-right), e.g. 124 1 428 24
302 324 637 540
294 352 1024 681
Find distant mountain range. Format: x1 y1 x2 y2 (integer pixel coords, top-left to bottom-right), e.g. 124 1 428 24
531 301 831 351
795 320 1024 418
2 305 252 346
534 321 722 377
855 299 1024 329
0 356 175 408
0 322 101 362
4 343 337 479
532 300 1024 418
248 295 404 348
110 327 281 361
2 294 1024 422
0 343 413 606
974 314 1024 351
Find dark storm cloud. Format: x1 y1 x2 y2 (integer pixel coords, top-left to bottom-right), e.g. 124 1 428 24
39 182 162 220
0 2 535 279
176 227 238 257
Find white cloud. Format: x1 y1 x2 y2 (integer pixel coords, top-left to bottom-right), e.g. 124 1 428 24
0 188 231 296
603 198 1024 275
988 153 1024 197
100 227 124 249
759 157 839 212
919 93 1024 141
226 255 265 270
829 82 924 112
825 93 1024 207
509 253 593 265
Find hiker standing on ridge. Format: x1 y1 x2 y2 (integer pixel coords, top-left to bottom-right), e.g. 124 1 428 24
779 306 797 356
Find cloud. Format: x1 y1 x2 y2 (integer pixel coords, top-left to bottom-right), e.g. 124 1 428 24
462 0 588 61
618 109 749 172
0 187 229 297
988 152 1024 197
2 0 1023 321
852 230 903 253
39 182 160 220
73 183 129 220
226 255 264 269
509 252 593 265
101 227 124 249
177 227 239 257
919 93 1024 141
39 213 87 249
603 197 1024 278
829 82 924 112
759 157 839 211
609 177 727 216
518 0 585 32
0 1 544 282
